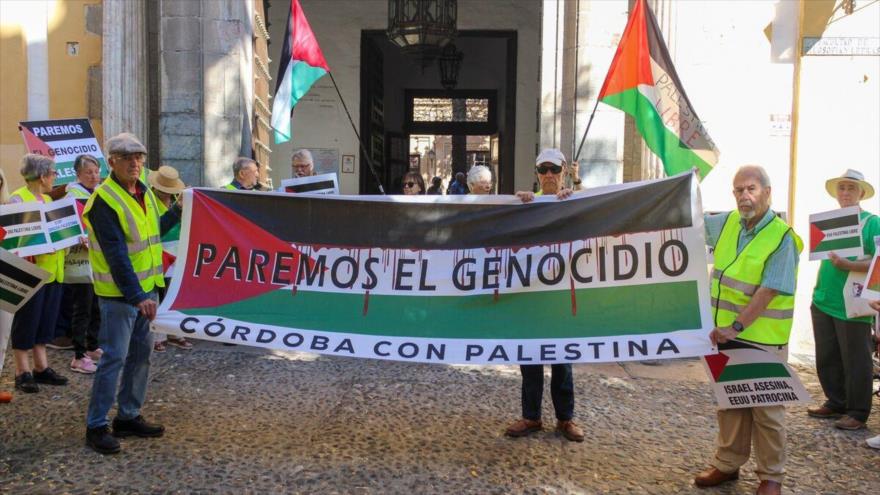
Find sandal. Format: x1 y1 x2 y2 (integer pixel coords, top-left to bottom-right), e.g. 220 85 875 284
166 336 193 350
153 341 167 353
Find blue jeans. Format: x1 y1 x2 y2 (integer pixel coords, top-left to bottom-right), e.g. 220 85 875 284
86 292 156 429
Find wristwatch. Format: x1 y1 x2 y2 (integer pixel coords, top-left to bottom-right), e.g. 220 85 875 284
731 321 744 333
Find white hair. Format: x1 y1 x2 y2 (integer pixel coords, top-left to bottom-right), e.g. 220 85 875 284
736 165 771 188
292 148 314 164
467 165 492 188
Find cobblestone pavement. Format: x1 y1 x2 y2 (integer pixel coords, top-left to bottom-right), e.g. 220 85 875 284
1 343 878 494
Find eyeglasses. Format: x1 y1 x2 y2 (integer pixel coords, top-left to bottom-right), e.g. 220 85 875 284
403 181 418 188
536 164 563 175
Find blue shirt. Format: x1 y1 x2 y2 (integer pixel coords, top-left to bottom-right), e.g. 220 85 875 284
705 209 799 296
89 173 181 305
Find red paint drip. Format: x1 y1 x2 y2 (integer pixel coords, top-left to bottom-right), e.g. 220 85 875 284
570 275 577 316
493 288 499 302
362 291 370 316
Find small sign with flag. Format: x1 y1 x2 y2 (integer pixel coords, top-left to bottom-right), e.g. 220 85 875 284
0 202 51 257
702 340 812 409
281 173 339 195
43 197 86 251
0 248 51 313
808 206 863 261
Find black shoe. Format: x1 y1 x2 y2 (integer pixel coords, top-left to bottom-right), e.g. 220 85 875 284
33 367 68 386
86 426 121 455
112 415 165 438
14 372 39 393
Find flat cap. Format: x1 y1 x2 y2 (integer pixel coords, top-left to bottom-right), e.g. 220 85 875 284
106 132 147 155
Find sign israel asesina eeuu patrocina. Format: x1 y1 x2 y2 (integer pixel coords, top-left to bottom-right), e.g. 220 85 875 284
154 173 716 365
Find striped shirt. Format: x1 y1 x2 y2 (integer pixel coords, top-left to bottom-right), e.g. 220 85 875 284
705 209 799 296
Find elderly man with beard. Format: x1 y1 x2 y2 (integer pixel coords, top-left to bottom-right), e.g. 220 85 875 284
505 148 582 443
694 165 803 495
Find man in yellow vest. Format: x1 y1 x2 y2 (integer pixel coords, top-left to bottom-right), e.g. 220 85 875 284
82 133 181 455
694 165 803 495
224 157 261 191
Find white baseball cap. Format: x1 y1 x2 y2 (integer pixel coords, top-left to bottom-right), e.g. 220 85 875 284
535 148 566 167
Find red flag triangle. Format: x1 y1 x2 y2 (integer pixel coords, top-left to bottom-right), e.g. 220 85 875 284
809 222 825 252
170 191 321 311
704 351 730 382
19 125 54 157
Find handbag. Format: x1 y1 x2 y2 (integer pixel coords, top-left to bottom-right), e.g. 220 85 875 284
843 270 878 319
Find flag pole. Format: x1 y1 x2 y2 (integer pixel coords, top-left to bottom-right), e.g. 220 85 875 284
573 97 601 162
328 72 386 194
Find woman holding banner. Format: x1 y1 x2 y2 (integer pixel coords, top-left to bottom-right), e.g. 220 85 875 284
6 154 69 393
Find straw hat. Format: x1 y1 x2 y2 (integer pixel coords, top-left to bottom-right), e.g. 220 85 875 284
148 165 186 194
825 169 874 200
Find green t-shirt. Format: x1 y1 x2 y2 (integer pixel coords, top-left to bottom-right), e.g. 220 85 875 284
812 210 880 322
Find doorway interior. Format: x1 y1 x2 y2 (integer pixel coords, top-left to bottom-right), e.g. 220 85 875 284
359 30 517 195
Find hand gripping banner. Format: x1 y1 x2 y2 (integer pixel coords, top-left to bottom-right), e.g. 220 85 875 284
154 173 714 364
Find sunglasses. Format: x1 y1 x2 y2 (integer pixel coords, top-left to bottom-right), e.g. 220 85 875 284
404 181 418 188
536 164 563 175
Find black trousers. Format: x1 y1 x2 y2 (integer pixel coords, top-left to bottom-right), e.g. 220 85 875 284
67 283 100 359
811 304 874 422
520 364 574 421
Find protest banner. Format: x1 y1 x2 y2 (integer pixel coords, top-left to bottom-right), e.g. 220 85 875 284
703 340 811 409
0 197 85 256
281 173 339 195
809 206 862 261
154 173 715 364
0 248 51 313
18 118 109 185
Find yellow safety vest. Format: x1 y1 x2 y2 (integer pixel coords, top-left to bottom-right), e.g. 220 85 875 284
65 182 92 199
223 183 238 190
9 187 65 284
711 211 803 345
82 177 164 297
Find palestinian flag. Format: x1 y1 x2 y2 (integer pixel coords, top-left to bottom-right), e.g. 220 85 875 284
808 206 862 261
598 0 719 179
153 173 716 365
0 248 50 313
270 0 330 144
703 340 811 409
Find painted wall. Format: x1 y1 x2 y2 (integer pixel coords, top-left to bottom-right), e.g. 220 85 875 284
0 0 102 192
267 0 541 194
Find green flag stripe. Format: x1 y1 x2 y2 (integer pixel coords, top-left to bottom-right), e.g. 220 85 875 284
178 280 702 339
717 362 790 382
601 87 713 178
1 233 47 250
814 236 861 253
49 225 82 243
0 287 25 305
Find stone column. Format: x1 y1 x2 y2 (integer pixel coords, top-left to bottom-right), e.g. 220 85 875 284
102 0 149 142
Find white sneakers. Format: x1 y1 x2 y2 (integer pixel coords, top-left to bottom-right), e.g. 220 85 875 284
867 434 880 449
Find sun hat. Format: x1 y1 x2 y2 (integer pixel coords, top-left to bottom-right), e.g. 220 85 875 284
147 165 186 194
825 169 874 200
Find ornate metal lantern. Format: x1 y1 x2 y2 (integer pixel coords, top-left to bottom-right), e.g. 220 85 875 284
387 0 458 67
437 43 463 90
